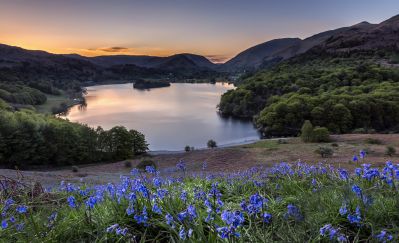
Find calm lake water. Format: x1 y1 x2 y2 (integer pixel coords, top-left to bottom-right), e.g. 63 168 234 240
64 83 260 151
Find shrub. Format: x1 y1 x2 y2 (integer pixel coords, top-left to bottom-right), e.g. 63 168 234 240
385 146 396 157
184 145 191 152
71 166 79 173
331 143 339 147
312 127 330 142
124 161 132 168
315 146 333 158
207 139 217 148
300 120 314 142
365 138 383 145
277 139 287 144
136 159 156 171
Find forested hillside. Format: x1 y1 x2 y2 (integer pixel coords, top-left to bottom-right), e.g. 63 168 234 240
0 100 148 168
219 50 399 136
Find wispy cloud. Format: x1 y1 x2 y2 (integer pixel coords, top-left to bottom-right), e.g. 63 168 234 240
87 46 133 53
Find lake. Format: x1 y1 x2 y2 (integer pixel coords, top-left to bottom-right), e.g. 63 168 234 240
64 83 260 151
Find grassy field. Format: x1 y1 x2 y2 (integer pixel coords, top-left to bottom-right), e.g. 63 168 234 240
0 154 398 242
34 93 73 114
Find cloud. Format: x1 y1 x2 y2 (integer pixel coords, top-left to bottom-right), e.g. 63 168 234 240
205 54 230 63
87 46 133 53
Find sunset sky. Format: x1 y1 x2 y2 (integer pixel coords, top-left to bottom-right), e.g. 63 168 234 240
1 0 398 62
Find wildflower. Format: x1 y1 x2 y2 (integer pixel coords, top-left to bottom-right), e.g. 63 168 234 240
130 168 140 176
152 202 162 214
179 227 187 240
145 166 156 174
1 220 8 229
339 204 348 216
284 204 303 221
352 155 359 162
320 224 332 236
134 206 148 225
202 161 207 170
360 150 366 159
152 177 162 188
180 190 187 202
347 206 361 225
338 169 349 180
106 223 119 233
67 196 77 208
375 230 393 242
85 196 97 209
351 185 362 198
15 223 24 232
116 227 128 236
187 205 197 219
126 205 135 216
165 213 175 228
9 216 15 223
320 224 347 242
263 212 272 223
176 160 186 172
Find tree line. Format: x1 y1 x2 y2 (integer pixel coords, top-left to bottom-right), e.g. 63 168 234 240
0 100 148 168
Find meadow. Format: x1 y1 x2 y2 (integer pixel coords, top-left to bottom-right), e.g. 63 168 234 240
0 153 398 242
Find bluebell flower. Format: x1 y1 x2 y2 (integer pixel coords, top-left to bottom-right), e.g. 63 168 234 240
179 227 187 240
15 223 24 232
284 204 303 221
353 155 359 162
177 210 188 222
134 206 148 225
126 204 135 216
263 212 272 223
180 190 187 202
347 206 361 225
116 227 128 236
202 161 207 170
351 185 362 198
67 196 77 208
85 196 97 209
156 188 168 199
145 166 156 174
360 150 366 159
130 168 140 176
1 219 8 229
9 216 15 223
106 223 119 233
165 213 175 228
338 169 349 180
320 224 332 236
176 160 186 172
152 202 162 214
375 230 393 242
339 204 348 216
187 205 197 219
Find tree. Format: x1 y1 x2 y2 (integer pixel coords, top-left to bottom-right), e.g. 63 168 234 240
207 139 217 148
300 120 313 142
312 127 330 142
129 129 148 154
185 145 191 152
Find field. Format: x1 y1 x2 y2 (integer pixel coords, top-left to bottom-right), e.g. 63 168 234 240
34 93 74 114
0 137 398 242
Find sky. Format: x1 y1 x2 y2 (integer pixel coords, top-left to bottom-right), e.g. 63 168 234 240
0 0 398 63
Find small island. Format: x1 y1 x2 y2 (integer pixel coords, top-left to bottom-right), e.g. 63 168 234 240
133 79 171 89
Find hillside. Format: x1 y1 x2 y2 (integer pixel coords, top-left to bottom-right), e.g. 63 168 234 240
219 14 399 137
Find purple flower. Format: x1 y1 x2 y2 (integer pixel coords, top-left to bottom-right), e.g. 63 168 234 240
353 155 359 162
16 205 28 214
67 196 77 208
1 220 8 229
263 212 272 223
375 230 393 242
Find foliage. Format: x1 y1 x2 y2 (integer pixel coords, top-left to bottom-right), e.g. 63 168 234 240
314 146 334 158
0 106 148 168
185 145 191 152
365 138 383 145
207 139 217 148
1 159 399 242
220 52 399 136
300 120 313 142
0 83 47 105
136 159 156 171
312 127 330 142
71 166 79 173
385 146 396 157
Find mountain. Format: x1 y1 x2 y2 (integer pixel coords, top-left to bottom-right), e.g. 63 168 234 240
316 15 399 52
222 38 301 71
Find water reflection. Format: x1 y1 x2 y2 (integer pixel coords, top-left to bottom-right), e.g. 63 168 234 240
63 83 260 151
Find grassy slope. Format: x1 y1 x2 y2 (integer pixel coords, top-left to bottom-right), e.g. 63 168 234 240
34 93 73 114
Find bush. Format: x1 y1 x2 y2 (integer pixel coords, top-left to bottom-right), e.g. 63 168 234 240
124 161 132 168
185 145 191 152
300 120 314 142
315 146 334 158
136 159 156 171
365 138 383 145
71 166 79 173
277 139 287 144
331 143 339 147
385 146 396 157
207 139 217 148
312 127 330 142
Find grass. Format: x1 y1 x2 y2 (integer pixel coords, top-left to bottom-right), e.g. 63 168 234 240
34 93 72 114
240 139 280 149
0 157 398 242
